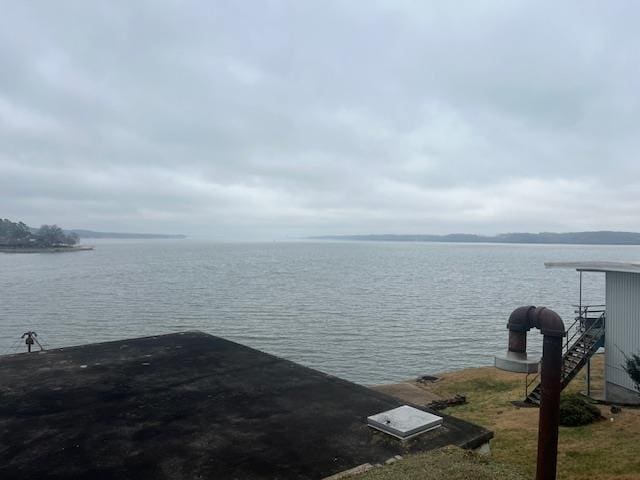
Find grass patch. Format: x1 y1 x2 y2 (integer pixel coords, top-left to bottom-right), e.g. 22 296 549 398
353 446 526 480
371 354 640 479
448 377 516 394
432 354 640 479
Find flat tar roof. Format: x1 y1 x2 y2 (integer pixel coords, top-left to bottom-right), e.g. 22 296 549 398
545 261 640 274
0 332 492 480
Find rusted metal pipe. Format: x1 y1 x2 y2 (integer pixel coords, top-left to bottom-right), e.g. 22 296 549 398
506 306 565 480
537 332 563 480
507 305 534 354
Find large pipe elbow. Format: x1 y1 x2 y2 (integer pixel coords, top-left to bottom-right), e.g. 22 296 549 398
506 306 565 354
530 307 565 338
507 305 565 337
507 305 536 332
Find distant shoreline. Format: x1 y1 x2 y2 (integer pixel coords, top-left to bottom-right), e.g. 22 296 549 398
69 230 187 240
310 231 640 246
0 245 94 254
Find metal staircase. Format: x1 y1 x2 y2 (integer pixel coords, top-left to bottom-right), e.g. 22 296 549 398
525 306 605 405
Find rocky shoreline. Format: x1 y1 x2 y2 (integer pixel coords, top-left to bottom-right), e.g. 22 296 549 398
0 245 94 253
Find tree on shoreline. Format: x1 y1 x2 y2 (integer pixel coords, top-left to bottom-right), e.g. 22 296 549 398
36 224 78 247
0 219 32 245
0 218 78 247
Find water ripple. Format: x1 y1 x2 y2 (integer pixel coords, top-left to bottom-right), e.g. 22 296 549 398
1 240 633 384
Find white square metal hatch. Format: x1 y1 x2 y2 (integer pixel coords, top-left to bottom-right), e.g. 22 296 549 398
367 405 443 440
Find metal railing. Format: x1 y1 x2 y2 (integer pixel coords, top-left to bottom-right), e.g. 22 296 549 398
525 304 605 398
525 371 540 397
565 304 605 355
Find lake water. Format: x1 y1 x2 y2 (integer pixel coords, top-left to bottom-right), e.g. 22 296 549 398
2 240 639 384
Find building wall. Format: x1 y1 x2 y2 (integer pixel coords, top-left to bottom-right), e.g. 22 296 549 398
605 272 640 399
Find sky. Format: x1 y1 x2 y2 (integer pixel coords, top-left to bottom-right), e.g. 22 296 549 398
1 1 639 239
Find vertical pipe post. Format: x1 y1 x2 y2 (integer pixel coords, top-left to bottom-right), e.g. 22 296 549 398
579 271 582 312
536 334 563 480
503 306 565 480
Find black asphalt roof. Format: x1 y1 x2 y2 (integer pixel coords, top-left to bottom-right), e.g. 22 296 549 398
0 332 492 479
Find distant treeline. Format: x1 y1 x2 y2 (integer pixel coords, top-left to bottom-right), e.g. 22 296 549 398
69 229 186 239
311 231 640 245
1 218 186 244
1 219 78 247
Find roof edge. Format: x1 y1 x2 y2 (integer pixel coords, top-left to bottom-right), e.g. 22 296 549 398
544 261 640 274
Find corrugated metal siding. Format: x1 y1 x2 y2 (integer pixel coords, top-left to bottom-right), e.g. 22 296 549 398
605 272 640 392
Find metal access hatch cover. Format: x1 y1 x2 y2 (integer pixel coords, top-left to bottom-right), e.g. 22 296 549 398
367 405 443 440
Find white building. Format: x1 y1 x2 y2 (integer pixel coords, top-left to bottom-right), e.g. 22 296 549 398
546 261 640 404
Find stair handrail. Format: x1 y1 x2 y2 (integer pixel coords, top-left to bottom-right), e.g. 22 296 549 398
525 372 540 397
565 304 605 355
525 307 605 403
564 316 582 354
561 312 605 381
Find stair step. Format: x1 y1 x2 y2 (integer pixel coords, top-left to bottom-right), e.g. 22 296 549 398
565 364 581 370
565 358 584 365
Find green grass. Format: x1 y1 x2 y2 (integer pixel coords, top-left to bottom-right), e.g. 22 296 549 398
433 355 640 480
353 446 526 480
365 354 640 480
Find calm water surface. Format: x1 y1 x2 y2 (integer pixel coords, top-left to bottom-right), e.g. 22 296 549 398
2 240 638 384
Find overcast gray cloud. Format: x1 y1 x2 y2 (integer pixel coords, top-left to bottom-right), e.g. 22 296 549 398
1 0 639 239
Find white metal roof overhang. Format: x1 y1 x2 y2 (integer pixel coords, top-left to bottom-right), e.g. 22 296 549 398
544 261 640 274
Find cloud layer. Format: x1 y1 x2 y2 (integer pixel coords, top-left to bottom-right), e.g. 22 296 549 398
1 1 639 238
